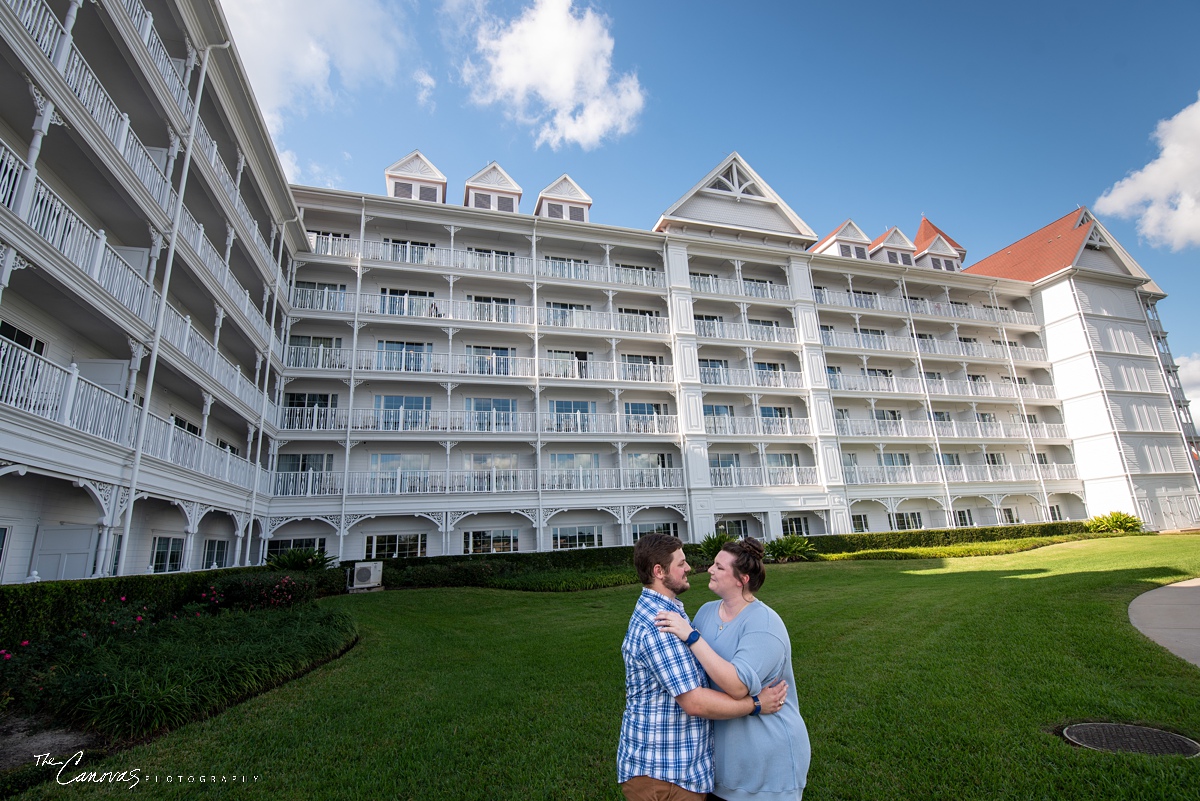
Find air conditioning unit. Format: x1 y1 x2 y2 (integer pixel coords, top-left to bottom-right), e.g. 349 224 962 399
348 561 383 592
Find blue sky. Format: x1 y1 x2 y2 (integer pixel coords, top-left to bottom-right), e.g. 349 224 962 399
226 0 1200 394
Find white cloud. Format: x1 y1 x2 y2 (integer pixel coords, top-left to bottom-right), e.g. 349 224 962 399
414 69 437 109
1178 353 1200 407
277 149 301 183
1096 91 1200 251
225 0 408 134
462 0 645 150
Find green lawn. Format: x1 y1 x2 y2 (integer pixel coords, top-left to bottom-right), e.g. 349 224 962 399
12 535 1200 800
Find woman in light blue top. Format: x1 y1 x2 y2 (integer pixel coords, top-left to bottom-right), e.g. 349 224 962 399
656 537 810 801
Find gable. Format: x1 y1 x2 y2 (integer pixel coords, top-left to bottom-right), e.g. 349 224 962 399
469 165 519 191
385 150 446 183
925 235 958 256
836 221 869 242
883 229 914 249
542 177 588 201
655 152 816 241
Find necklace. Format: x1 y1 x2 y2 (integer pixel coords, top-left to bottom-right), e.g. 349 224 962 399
717 598 754 631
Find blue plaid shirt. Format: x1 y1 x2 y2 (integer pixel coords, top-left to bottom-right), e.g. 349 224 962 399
617 588 713 793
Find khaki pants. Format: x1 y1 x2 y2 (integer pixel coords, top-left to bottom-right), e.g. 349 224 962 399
620 775 706 801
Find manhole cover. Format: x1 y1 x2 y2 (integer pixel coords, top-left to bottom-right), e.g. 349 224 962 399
1063 723 1200 757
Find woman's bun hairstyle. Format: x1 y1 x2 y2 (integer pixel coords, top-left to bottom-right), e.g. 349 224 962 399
721 536 766 593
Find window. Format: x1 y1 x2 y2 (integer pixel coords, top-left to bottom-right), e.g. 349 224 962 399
938 452 962 466
622 354 662 381
365 533 425 558
625 402 665 417
703 404 733 417
466 397 516 430
923 371 943 381
418 185 439 202
215 439 240 456
838 244 867 259
765 453 800 468
465 453 519 491
888 512 923 531
632 522 678 541
709 453 741 469
553 525 600 549
1035 452 1049 465
380 288 435 316
879 453 911 467
851 514 869 533
1049 504 1063 522
0 526 8 570
1023 414 1038 424
955 509 974 527
306 230 351 254
864 367 892 378
266 537 328 556
383 239 435 263
288 335 342 349
783 517 810 536
283 393 336 410
760 406 793 419
874 409 901 421
277 453 334 473
549 400 596 431
473 192 491 209
375 395 432 430
885 251 913 266
151 536 184 573
548 452 599 471
465 530 519 554
173 415 200 436
1000 508 1017 525
544 257 589 279
626 452 673 469
715 519 748 538
0 320 46 355
986 452 1006 466
497 196 515 212
202 539 229 569
977 412 997 423
929 411 951 422
372 453 430 472
377 341 432 371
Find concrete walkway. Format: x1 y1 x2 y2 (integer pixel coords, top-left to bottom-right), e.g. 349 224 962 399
1129 577 1200 670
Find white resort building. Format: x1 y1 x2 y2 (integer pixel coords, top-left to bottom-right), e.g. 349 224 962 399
0 0 1197 582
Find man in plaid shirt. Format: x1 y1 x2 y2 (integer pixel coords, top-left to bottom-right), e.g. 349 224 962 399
617 533 787 800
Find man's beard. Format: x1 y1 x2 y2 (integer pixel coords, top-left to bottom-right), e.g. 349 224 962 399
663 574 690 595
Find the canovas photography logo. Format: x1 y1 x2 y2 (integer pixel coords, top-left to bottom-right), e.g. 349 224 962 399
33 752 261 790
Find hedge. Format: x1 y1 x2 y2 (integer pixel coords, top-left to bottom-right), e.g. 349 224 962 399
807 521 1092 554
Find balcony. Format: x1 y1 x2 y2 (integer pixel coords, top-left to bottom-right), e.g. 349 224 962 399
827 374 924 393
307 235 668 289
542 413 679 435
842 462 1078 485
284 348 675 384
709 466 820 487
0 340 264 491
814 288 1037 326
835 419 1066 439
695 321 798 344
925 378 1056 400
538 308 670 335
704 416 812 436
272 467 685 496
1 141 273 418
690 275 792 301
2 0 278 351
821 331 1047 362
699 367 805 389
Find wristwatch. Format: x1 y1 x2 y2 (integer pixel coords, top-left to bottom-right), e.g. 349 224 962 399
750 695 761 716
685 629 700 647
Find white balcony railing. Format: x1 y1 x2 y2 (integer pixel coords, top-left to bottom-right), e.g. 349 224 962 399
116 0 194 118
0 341 263 490
820 331 1047 362
704 416 812 436
274 467 686 496
695 321 798 344
699 367 805 389
827 374 924 393
709 466 819 487
5 0 62 60
814 288 1037 326
690 275 792 300
0 140 273 418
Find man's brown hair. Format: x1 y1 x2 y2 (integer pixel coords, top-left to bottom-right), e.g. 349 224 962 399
633 532 683 585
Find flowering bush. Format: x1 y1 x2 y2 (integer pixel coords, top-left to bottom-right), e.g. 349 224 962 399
214 572 317 612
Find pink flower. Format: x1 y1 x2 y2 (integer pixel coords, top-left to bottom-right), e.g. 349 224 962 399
20 641 28 647
4 654 11 660
120 596 126 602
201 593 206 598
81 633 87 638
195 612 201 617
135 616 142 622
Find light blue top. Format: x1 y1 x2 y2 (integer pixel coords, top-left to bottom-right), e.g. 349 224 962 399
693 599 810 801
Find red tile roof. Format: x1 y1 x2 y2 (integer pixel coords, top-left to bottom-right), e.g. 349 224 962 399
869 227 894 251
965 209 1089 282
914 217 965 257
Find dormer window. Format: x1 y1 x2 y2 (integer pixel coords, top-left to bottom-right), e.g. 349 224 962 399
886 251 914 266
931 258 958 271
839 244 867 259
393 181 441 203
469 191 518 212
474 192 491 209
498 196 515 212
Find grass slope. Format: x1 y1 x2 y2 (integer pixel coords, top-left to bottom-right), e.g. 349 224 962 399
12 535 1200 800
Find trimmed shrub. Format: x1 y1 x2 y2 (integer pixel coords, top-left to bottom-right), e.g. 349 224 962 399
267 547 339 571
3 604 357 740
213 572 317 611
1084 511 1144 533
0 566 268 646
807 522 1091 555
765 535 818 563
